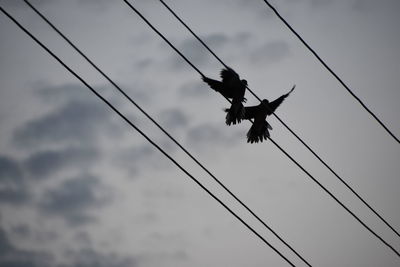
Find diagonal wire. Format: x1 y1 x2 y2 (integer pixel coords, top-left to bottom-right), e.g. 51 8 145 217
123 0 400 258
22 0 311 266
261 0 399 144
0 5 297 267
156 0 400 240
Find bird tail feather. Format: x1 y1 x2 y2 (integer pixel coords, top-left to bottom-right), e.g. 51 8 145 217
224 103 245 126
246 122 270 144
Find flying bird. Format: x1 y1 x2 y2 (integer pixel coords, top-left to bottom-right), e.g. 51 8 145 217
202 67 247 125
244 85 295 143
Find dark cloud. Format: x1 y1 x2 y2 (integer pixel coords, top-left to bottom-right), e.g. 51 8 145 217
13 99 115 148
0 228 53 267
0 227 136 267
39 174 112 225
23 146 98 180
249 40 291 65
0 155 30 204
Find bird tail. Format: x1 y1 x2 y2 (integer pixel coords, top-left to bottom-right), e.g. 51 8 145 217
246 122 270 144
224 103 245 126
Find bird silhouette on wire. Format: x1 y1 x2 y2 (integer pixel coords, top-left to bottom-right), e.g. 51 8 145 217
244 85 295 143
202 67 247 125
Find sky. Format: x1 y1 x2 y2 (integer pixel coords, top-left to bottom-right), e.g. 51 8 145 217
0 0 399 266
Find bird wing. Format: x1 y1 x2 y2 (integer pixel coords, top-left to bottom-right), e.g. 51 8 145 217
267 85 295 115
243 105 259 120
220 67 240 84
202 76 235 98
202 76 223 92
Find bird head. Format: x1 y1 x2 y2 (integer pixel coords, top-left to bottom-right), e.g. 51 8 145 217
241 79 248 86
262 99 269 105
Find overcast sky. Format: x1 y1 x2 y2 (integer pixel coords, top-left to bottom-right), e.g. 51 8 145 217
0 0 399 266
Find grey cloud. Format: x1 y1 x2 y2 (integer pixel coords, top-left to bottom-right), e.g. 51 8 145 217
0 156 30 204
0 227 136 267
64 248 138 267
158 108 189 129
167 31 255 70
23 146 99 180
249 40 291 65
169 33 229 69
2 0 52 9
0 228 53 267
13 99 115 148
179 80 210 98
34 83 95 103
37 82 151 108
115 145 156 177
186 122 241 149
39 174 112 225
115 141 175 178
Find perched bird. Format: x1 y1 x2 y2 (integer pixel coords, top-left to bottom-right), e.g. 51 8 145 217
202 67 247 125
244 85 295 143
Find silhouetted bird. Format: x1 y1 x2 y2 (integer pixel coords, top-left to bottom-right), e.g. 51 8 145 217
244 85 295 143
202 67 247 125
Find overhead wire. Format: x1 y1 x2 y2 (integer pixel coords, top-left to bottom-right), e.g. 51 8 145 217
22 0 311 265
0 5 297 267
156 0 400 240
122 0 400 258
261 0 399 144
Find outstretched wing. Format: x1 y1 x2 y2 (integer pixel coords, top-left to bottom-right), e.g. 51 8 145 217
202 76 223 92
267 85 295 115
220 67 240 84
202 76 234 98
243 105 259 120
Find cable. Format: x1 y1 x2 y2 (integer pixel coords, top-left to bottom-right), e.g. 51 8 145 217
0 5 296 266
156 0 400 240
261 0 399 144
123 0 400 258
22 0 311 266
269 138 400 258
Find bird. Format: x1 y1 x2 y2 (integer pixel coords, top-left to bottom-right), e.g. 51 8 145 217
202 67 247 125
244 85 295 143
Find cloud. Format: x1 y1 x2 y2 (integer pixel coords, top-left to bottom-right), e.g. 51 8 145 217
0 228 53 267
158 108 189 129
2 0 53 9
185 122 242 151
13 99 116 148
0 227 137 267
179 80 210 98
0 155 30 204
115 144 160 177
39 174 112 225
249 40 291 65
23 146 99 180
64 248 138 267
168 33 230 69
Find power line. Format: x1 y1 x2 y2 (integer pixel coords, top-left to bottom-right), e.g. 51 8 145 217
269 138 400 258
123 0 400 258
156 0 400 240
22 0 311 265
0 5 296 267
261 0 399 144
